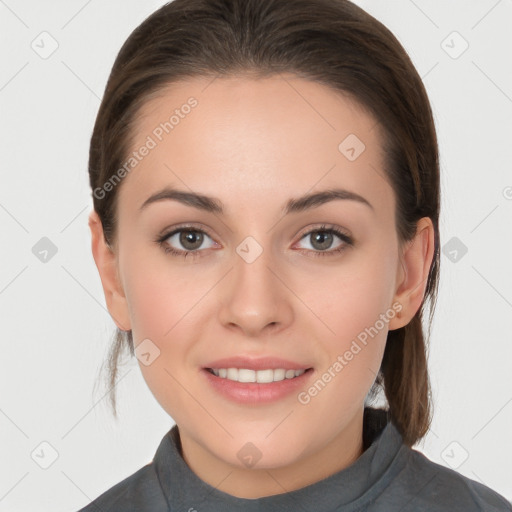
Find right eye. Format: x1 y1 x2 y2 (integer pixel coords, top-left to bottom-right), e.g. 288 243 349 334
157 226 218 259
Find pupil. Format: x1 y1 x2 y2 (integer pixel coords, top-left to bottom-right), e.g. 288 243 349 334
313 232 332 250
180 230 203 250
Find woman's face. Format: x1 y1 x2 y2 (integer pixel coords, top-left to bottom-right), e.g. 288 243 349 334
92 73 422 484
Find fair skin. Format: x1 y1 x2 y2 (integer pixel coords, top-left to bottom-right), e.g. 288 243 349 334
89 73 434 498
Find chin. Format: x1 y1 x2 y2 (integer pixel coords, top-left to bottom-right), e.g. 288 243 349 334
212 432 309 471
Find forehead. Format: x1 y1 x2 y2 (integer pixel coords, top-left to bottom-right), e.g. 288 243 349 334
118 73 392 221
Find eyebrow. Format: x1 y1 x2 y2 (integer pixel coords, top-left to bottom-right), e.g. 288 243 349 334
138 186 374 215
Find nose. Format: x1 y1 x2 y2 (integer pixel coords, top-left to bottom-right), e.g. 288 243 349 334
217 239 294 337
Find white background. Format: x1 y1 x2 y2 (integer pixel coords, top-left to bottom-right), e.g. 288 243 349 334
0 0 511 510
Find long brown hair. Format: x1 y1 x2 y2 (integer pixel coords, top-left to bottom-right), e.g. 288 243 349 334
89 0 440 447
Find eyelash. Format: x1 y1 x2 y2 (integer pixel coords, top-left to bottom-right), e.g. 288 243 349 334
156 224 354 260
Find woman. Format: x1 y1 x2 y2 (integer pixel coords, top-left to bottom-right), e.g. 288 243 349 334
80 0 512 510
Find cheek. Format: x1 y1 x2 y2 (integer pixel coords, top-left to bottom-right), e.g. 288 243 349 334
120 248 212 395
319 245 397 332
121 249 204 416
121 245 206 339
298 276 392 421
308 242 398 381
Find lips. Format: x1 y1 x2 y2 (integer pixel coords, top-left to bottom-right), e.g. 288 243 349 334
202 360 314 404
201 356 315 404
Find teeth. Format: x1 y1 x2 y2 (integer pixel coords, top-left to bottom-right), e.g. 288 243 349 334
210 368 306 383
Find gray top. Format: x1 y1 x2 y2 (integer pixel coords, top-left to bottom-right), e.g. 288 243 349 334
76 408 511 511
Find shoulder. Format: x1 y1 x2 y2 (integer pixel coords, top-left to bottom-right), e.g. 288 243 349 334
75 461 168 512
386 446 512 511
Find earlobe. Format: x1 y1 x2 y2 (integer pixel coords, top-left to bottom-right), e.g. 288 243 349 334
88 210 132 331
388 217 435 330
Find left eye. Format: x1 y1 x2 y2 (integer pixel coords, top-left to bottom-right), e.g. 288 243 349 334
159 228 216 256
294 226 353 257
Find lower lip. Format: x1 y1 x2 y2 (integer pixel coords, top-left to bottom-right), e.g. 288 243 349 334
201 368 314 404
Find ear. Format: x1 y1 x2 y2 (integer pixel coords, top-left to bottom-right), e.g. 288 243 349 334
88 210 132 331
388 217 435 330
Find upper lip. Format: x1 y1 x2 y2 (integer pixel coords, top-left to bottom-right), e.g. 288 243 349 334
203 356 312 371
